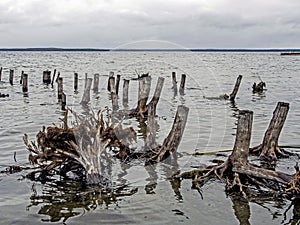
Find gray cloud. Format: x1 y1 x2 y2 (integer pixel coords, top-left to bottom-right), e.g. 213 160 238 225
0 0 299 48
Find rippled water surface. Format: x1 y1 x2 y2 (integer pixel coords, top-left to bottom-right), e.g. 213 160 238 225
0 51 300 224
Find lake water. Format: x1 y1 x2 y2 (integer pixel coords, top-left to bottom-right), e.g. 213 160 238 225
0 51 300 224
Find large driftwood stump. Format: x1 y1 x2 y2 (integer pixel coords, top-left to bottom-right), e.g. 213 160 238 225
250 102 290 161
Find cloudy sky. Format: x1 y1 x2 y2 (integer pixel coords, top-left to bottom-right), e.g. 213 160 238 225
0 0 299 49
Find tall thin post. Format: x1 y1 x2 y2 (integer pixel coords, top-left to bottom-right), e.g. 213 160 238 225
0 67 2 81
20 70 24 84
74 72 78 92
22 73 28 93
229 75 242 101
62 92 66 110
9 69 14 85
51 69 56 88
57 77 63 102
179 74 186 95
93 73 99 93
107 71 114 92
116 74 121 95
84 73 88 89
137 76 151 115
109 77 119 111
123 79 130 108
172 72 178 96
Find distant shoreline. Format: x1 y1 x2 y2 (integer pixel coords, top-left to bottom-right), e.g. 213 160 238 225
0 47 299 52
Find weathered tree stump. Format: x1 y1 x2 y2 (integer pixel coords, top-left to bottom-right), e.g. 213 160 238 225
137 75 151 116
179 74 186 95
172 71 178 96
123 79 129 108
250 102 290 161
93 73 99 93
109 76 119 111
229 75 242 101
81 78 92 105
107 72 114 92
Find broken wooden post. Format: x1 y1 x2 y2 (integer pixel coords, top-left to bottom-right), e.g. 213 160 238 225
179 74 186 95
109 76 119 111
61 92 66 110
93 73 99 93
57 77 63 102
22 73 28 93
43 70 51 85
155 105 189 162
116 74 121 96
9 69 14 85
250 102 290 161
123 79 129 108
20 71 24 84
107 71 114 92
0 67 2 81
81 78 92 105
55 72 60 83
51 69 56 88
172 71 178 96
148 77 164 115
74 72 78 92
229 75 242 101
137 75 151 116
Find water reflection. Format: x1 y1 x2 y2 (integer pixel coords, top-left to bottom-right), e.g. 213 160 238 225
27 180 138 223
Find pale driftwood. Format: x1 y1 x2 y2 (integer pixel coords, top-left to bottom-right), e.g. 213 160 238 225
81 78 92 105
179 74 186 95
123 79 129 108
9 69 14 85
22 73 28 93
250 102 290 161
229 75 242 101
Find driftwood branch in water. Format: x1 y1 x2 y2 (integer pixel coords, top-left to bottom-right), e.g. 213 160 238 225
250 102 291 161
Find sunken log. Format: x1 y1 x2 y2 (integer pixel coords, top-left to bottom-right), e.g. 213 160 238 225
81 78 92 105
123 79 129 108
229 75 242 101
250 102 290 161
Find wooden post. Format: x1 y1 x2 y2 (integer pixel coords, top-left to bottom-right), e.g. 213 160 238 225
116 74 121 96
123 79 130 108
73 72 78 92
179 74 186 95
84 73 88 89
93 73 99 93
9 69 14 85
109 77 119 111
155 105 189 162
137 75 151 115
229 75 242 101
20 71 24 84
51 69 56 88
43 70 51 84
172 71 178 96
107 71 114 91
251 102 290 161
81 78 92 105
57 77 63 102
149 77 164 115
0 67 2 81
61 92 66 110
22 73 28 93
145 102 157 149
55 71 60 83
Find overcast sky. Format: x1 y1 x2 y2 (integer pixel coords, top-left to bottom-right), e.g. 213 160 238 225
0 0 299 49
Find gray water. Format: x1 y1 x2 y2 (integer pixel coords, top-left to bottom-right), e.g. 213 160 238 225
0 51 299 224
